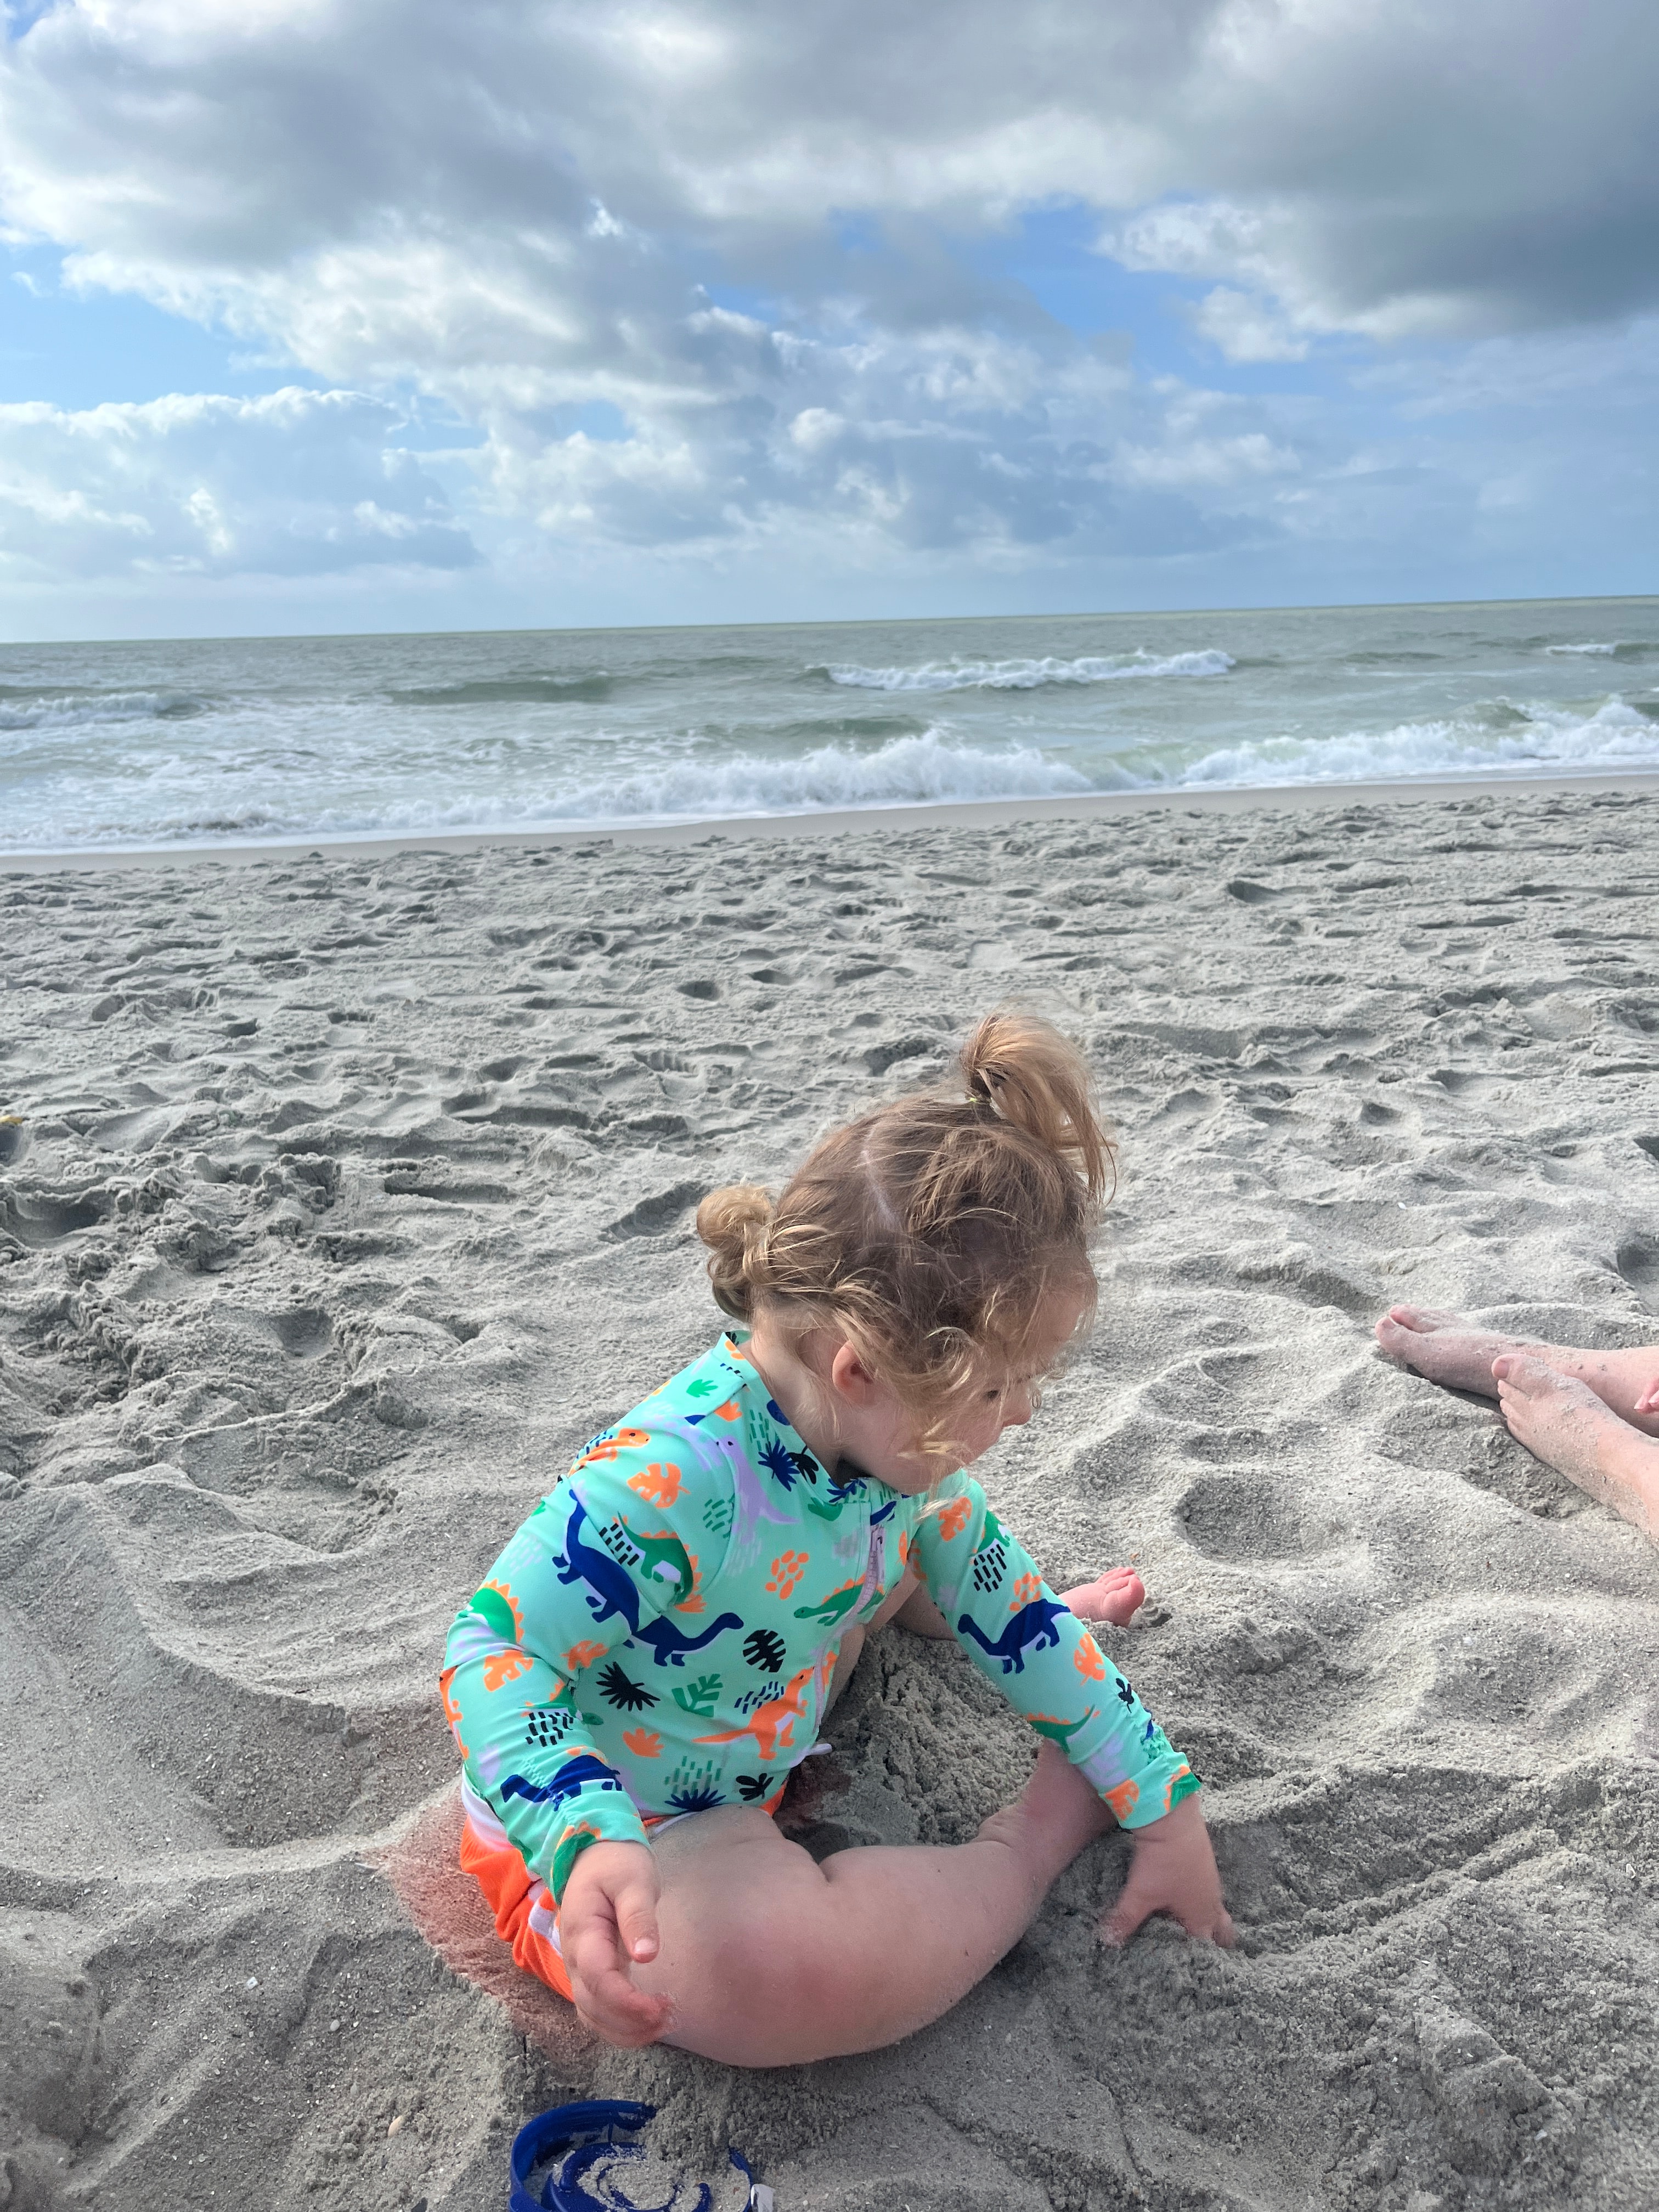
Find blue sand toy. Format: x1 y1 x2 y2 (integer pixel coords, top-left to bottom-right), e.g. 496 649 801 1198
510 2099 774 2212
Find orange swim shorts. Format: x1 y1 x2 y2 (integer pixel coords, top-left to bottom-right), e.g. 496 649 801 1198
457 1775 786 2005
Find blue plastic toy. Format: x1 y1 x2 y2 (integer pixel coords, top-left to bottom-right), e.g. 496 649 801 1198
509 2098 772 2212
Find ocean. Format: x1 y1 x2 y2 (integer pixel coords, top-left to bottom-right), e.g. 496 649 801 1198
1 596 1655 852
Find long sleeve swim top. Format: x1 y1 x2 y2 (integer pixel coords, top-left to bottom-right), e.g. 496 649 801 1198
441 1333 1197 1901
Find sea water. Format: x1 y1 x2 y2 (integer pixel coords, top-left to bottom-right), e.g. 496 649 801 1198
1 596 1654 851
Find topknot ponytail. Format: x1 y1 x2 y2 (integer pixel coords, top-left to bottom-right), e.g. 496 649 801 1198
958 1010 1114 1204
695 1184 775 1321
698 1008 1116 1463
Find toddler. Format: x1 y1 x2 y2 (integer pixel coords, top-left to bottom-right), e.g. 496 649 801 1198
441 1012 1232 2067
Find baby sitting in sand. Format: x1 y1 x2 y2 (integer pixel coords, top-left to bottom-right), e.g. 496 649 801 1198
440 1012 1231 2066
1376 1305 1659 1540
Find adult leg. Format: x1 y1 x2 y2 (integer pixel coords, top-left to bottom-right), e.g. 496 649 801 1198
636 1740 1111 2066
1493 1355 1659 1540
1376 1306 1659 1436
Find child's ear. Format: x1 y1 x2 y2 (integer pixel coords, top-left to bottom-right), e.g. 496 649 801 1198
828 1341 882 1407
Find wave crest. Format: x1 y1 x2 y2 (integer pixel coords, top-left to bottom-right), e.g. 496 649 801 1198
548 730 1093 822
0 689 207 732
1159 697 1659 790
816 649 1234 693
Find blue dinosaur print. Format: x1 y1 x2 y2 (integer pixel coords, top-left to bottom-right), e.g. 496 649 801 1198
634 1611 744 1667
500 1752 624 1810
956 1598 1070 1675
554 1495 642 1632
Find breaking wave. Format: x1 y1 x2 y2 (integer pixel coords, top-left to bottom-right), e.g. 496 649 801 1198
0 689 208 732
546 730 1093 821
816 650 1234 692
1155 697 1659 791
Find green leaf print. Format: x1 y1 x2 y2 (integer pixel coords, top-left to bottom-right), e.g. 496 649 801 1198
671 1673 723 1718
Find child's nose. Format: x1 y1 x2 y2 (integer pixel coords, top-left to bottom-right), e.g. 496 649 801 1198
1001 1389 1035 1429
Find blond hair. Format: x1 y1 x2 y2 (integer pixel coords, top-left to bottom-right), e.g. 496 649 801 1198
695 1011 1114 1457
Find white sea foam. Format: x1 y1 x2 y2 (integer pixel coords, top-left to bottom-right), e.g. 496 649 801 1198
820 650 1234 692
1160 697 1659 791
547 730 1094 822
3 609 1653 851
1544 641 1619 656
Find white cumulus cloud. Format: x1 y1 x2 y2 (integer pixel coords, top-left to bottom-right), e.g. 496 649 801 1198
0 387 477 577
0 0 1652 602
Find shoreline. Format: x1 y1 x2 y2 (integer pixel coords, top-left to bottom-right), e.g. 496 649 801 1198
3 765 1655 872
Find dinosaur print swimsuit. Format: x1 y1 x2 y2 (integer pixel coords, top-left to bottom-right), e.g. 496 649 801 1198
443 1334 1197 1996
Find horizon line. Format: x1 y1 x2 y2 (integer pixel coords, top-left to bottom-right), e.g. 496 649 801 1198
2 587 1655 654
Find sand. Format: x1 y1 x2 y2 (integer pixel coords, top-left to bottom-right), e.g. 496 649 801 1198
2 782 1657 2212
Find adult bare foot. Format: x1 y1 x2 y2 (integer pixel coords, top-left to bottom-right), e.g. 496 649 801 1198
1378 1307 1659 1438
1493 1354 1658 1539
1374 1304 1544 1396
1060 1566 1146 1627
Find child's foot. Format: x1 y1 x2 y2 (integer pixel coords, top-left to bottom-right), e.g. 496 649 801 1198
1374 1304 1543 1396
1060 1566 1145 1627
1493 1354 1658 1537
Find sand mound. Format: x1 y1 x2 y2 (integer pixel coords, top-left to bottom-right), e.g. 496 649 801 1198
2 788 1656 2211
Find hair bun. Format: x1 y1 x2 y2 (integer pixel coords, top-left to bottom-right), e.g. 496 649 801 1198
958 1010 1114 1202
695 1184 775 1320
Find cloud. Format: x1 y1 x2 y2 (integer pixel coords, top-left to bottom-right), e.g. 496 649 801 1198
0 386 477 577
0 0 1652 597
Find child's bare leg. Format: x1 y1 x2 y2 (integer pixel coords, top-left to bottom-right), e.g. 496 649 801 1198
1376 1306 1659 1435
637 1741 1111 2066
1493 1355 1659 1540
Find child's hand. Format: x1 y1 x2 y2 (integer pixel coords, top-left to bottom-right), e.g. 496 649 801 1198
558 1840 673 2046
1101 1792 1235 1949
1635 1377 1659 1418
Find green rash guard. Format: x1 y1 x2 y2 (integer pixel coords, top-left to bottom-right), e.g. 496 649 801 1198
442 1333 1199 1903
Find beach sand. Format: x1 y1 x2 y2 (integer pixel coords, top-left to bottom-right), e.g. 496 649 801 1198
2 783 1657 2211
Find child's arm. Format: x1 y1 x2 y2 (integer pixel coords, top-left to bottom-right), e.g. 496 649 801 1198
558 1839 672 2045
443 1442 730 1910
910 1481 1228 1940
1100 1791 1233 1946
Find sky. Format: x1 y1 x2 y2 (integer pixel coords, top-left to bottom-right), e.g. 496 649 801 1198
0 0 1654 640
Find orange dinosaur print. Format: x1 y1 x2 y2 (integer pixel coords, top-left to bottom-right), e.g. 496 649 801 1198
1105 1778 1139 1822
482 1648 534 1693
696 1666 815 1763
1073 1633 1107 1681
1011 1572 1041 1609
573 1425 652 1470
438 1666 469 1756
623 1727 663 1759
627 1462 682 1506
1161 1765 1192 1814
481 1577 524 1639
563 1639 608 1673
765 1549 810 1599
935 1496 972 1542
